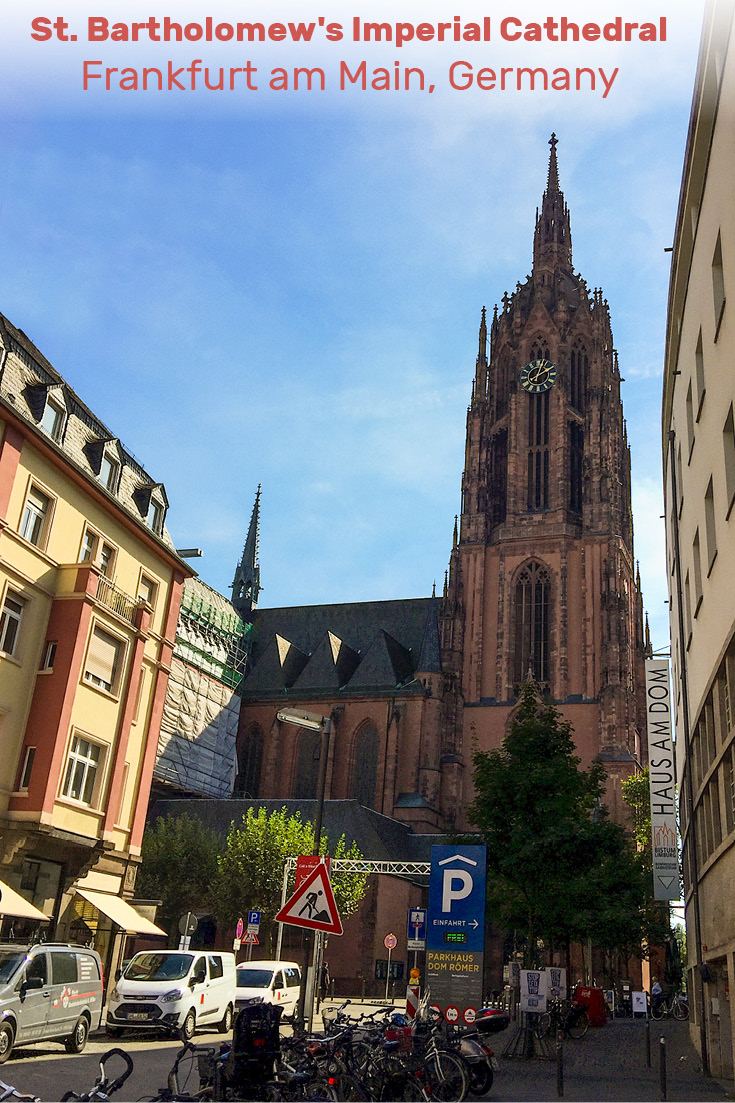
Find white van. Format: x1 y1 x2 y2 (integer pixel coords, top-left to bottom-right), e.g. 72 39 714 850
235 960 301 1017
107 950 236 1038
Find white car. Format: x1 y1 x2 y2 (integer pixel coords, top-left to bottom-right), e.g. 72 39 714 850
107 950 236 1038
235 960 302 1017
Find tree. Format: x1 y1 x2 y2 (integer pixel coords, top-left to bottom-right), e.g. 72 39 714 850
137 812 220 938
468 682 666 965
211 806 368 952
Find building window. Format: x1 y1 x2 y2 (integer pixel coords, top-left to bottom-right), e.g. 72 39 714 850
80 528 116 578
684 571 692 648
353 723 379 809
527 391 550 510
488 430 507 525
18 746 35 791
692 530 703 615
293 730 320 800
695 330 705 420
137 574 157 608
61 735 102 805
39 640 57 671
99 453 119 492
40 397 65 441
514 561 551 687
84 626 123 694
723 406 735 518
235 726 264 799
686 381 695 462
569 343 588 412
569 421 583 513
0 589 25 656
20 486 51 547
713 230 726 337
704 477 717 575
148 499 164 535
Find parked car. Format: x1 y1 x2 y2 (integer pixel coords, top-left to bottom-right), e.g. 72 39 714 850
106 950 235 1038
0 942 103 1063
235 961 301 1017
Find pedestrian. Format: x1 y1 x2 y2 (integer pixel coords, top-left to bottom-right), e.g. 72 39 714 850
317 960 330 1012
651 976 663 1014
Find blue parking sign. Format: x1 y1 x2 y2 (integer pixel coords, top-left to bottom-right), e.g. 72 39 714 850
248 909 261 926
427 845 486 952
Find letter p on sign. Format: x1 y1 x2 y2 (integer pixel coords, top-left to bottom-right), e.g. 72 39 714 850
443 869 473 911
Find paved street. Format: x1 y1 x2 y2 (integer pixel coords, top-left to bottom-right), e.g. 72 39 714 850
0 1007 729 1102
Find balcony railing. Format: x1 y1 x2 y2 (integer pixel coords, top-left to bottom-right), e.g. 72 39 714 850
95 574 138 624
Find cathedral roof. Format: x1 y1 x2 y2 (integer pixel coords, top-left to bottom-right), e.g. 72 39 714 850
240 596 441 697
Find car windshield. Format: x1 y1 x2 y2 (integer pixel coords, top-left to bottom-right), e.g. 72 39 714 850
237 968 274 988
0 951 25 984
124 953 193 982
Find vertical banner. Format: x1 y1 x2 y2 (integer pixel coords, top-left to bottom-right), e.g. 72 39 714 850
644 659 680 901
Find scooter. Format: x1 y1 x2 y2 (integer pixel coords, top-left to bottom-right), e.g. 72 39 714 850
455 1028 498 1097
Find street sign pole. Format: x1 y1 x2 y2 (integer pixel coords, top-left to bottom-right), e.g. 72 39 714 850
385 946 392 1001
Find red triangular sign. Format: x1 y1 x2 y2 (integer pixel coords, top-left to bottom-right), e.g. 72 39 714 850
275 862 343 935
242 932 259 944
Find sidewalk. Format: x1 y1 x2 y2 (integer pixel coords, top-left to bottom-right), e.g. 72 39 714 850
488 1017 731 1102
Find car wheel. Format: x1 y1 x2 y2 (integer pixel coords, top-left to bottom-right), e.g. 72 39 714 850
219 1004 233 1033
182 1009 196 1040
65 1015 90 1053
0 1022 14 1064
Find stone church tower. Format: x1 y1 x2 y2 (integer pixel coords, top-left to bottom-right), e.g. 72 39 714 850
441 135 649 829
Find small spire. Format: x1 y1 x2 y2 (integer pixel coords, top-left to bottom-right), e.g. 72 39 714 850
477 306 487 365
636 560 641 591
644 613 652 656
452 515 458 549
443 569 448 598
231 484 262 618
547 132 560 192
432 580 436 598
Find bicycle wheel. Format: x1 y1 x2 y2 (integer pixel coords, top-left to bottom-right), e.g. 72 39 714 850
650 1003 664 1020
673 1000 689 1021
537 1012 554 1038
566 1009 589 1040
423 1050 468 1102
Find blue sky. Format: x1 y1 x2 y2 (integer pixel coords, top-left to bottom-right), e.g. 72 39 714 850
0 2 705 651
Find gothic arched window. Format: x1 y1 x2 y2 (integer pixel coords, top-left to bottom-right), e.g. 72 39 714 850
527 341 551 511
569 421 584 513
570 342 588 412
488 429 508 526
235 725 263 798
352 723 379 809
293 730 320 799
514 562 551 687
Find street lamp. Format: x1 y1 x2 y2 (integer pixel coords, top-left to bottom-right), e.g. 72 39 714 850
276 708 332 1029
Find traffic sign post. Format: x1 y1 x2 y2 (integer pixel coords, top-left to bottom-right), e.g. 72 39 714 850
384 933 397 1001
275 862 343 935
177 911 198 951
407 907 427 951
427 845 486 1021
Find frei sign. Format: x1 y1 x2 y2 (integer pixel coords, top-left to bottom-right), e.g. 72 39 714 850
644 659 680 901
427 845 486 1021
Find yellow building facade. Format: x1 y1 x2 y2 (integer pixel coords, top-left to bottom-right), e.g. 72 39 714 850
0 311 191 973
663 0 735 1082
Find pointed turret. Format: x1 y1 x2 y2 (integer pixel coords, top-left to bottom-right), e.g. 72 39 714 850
231 485 261 619
533 132 572 281
474 306 488 398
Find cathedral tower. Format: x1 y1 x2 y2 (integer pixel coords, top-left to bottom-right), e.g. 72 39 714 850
441 135 649 827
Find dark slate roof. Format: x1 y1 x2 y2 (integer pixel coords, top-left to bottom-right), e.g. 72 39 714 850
147 798 446 867
241 597 442 698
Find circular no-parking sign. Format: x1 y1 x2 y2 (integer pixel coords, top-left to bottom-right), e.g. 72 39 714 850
445 1005 459 1023
463 1007 476 1024
384 933 397 950
236 917 244 939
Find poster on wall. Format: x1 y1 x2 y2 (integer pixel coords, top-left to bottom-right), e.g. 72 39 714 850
644 660 681 901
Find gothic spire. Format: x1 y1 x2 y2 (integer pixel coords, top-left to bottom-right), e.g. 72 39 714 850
231 484 261 619
474 305 488 398
533 132 572 279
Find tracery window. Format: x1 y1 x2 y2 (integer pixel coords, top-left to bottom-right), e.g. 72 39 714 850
236 725 263 798
352 723 379 809
570 343 588 412
570 422 584 513
488 430 508 525
293 730 320 799
514 562 551 687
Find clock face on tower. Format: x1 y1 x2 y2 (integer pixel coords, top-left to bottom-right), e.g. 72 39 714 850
520 358 558 393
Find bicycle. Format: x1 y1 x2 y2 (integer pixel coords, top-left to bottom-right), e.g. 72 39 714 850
0 1082 40 1102
651 992 689 1021
538 999 590 1040
60 1049 134 1101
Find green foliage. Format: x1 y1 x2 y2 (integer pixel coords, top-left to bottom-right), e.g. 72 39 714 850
211 806 368 952
468 683 668 964
137 813 220 936
621 768 652 857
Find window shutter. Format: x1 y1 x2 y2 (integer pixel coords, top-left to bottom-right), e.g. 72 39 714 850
86 628 120 685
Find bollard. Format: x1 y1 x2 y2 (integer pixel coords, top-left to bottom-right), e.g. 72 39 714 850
556 1033 564 1097
659 1036 667 1101
646 1017 651 1068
